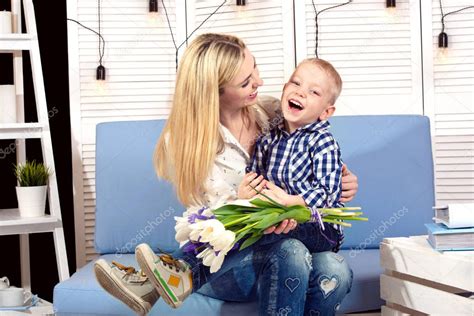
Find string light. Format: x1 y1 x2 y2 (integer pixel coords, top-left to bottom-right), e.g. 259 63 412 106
161 0 227 70
149 0 158 12
311 0 353 58
385 0 396 17
66 18 105 81
68 0 106 88
236 0 246 5
386 0 396 8
438 0 474 60
96 0 105 83
148 0 159 22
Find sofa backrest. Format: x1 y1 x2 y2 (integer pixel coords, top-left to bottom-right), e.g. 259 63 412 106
331 115 435 250
94 115 435 254
95 120 183 255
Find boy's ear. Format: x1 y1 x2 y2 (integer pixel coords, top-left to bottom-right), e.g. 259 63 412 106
319 105 336 121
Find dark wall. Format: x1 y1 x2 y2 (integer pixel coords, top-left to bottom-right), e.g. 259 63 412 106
0 1 75 302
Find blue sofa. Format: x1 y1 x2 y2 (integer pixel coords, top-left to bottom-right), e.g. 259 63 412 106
54 115 435 315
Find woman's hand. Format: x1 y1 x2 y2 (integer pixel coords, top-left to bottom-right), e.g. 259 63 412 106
237 172 266 199
340 164 358 203
263 219 298 235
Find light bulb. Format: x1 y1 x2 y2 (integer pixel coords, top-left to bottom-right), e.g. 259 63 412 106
95 65 108 94
147 11 159 24
436 47 449 63
95 79 108 95
436 32 449 63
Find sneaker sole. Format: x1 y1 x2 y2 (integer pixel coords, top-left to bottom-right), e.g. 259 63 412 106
94 260 151 316
135 245 182 309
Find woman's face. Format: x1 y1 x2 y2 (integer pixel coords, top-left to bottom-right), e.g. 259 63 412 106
219 48 264 112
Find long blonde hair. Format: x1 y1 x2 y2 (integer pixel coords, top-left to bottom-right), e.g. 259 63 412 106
154 33 246 206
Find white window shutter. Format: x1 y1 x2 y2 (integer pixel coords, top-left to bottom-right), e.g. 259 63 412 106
294 0 423 115
186 0 295 98
427 0 474 205
68 0 185 267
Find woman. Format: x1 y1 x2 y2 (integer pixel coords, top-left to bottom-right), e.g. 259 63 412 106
95 33 358 316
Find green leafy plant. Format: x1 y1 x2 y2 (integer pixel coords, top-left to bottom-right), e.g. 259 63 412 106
14 160 51 187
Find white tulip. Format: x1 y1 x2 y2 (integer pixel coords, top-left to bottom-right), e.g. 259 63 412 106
175 226 192 242
196 247 210 259
209 230 235 252
191 219 225 243
210 250 227 273
197 248 216 267
189 228 201 242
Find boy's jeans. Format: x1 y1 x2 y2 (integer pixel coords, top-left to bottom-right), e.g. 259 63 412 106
175 223 353 315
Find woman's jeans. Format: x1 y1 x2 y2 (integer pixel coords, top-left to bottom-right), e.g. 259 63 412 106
175 223 353 315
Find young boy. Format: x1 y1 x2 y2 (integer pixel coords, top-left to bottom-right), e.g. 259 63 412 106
239 57 345 251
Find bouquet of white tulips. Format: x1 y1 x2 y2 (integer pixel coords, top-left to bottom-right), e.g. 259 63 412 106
175 197 367 273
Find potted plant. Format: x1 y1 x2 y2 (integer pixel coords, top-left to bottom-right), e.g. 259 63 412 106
14 160 51 217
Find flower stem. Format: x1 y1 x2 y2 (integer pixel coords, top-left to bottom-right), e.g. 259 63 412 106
224 214 251 228
234 221 259 235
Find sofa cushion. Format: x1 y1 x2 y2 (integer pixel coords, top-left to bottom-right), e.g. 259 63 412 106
53 254 257 316
331 115 435 249
53 251 383 314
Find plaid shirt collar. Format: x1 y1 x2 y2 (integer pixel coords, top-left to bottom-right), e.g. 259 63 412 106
277 119 331 136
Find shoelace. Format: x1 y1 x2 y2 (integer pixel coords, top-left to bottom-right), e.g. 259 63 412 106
111 261 148 284
156 247 186 273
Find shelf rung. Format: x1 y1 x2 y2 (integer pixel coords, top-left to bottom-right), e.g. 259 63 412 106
0 34 35 51
0 123 44 139
0 209 61 235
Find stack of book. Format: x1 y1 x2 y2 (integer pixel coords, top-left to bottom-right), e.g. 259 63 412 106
425 203 474 251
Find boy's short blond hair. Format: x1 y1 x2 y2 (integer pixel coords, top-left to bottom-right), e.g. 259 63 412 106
299 58 342 105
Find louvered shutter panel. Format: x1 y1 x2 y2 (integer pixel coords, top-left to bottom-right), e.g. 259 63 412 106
430 0 474 205
186 0 295 98
68 0 185 267
295 0 423 115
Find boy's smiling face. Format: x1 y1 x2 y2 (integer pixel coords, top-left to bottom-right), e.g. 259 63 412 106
281 62 336 133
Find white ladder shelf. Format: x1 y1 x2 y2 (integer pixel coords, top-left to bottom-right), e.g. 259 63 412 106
0 0 70 290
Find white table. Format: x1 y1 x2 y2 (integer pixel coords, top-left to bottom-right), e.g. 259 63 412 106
380 236 474 315
0 298 54 316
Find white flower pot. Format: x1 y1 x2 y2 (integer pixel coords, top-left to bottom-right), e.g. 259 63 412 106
15 185 47 217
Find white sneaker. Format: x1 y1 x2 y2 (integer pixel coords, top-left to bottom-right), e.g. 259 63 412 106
135 244 193 309
94 259 160 315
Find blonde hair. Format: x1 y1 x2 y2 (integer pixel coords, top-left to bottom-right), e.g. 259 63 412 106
300 58 342 105
154 33 246 206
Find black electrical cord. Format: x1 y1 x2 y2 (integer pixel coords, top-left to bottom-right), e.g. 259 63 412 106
161 0 227 70
66 18 105 63
312 0 352 58
98 0 103 66
67 0 105 80
439 0 473 34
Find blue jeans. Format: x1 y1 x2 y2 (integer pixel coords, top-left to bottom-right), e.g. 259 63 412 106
175 223 353 315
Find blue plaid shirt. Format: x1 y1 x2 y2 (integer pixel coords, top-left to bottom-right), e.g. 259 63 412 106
247 119 344 251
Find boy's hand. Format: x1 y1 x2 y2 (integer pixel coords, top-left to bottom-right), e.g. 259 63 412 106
340 164 358 202
261 181 306 207
261 181 291 205
238 172 267 199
